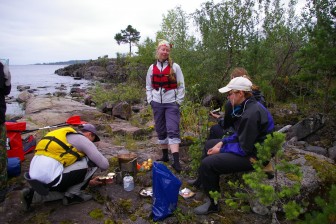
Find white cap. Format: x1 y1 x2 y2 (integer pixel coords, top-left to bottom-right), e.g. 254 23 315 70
218 77 252 93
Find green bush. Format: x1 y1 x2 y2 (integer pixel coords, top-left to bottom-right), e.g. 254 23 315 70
298 185 336 224
89 82 145 108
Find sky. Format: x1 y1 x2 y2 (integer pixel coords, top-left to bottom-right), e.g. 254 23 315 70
0 0 306 65
0 0 222 65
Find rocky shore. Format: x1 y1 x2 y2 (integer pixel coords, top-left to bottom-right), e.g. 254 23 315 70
0 93 163 224
0 85 335 223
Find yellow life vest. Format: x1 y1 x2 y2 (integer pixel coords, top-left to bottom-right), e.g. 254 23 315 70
35 127 85 167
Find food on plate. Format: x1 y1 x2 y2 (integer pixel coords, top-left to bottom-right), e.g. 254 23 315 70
179 188 195 199
139 187 153 197
107 172 116 178
98 174 115 184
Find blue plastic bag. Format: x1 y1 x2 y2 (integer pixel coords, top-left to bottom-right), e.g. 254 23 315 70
152 162 182 221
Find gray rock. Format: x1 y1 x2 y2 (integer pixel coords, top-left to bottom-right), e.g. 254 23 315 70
83 66 108 80
23 95 101 134
101 101 114 115
17 85 30 91
250 198 269 215
287 113 325 140
201 94 221 108
53 91 67 97
328 146 336 160
16 90 33 103
296 141 309 147
112 101 132 120
131 106 141 113
109 118 149 138
304 145 328 156
277 125 292 133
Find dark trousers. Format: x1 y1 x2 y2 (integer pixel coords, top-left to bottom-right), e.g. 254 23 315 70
151 101 180 143
208 124 225 140
50 158 95 194
199 139 253 196
208 124 235 140
50 168 87 192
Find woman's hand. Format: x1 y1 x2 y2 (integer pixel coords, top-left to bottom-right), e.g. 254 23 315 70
207 142 223 155
89 176 103 186
209 111 221 119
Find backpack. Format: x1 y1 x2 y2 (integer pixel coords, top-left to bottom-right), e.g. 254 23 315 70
22 135 37 154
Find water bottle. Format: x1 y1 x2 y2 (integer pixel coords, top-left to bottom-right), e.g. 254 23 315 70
6 138 10 150
123 174 134 191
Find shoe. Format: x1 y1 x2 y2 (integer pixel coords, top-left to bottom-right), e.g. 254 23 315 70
263 162 274 179
171 163 182 173
187 178 201 189
21 188 34 211
250 158 275 179
194 199 219 215
78 192 93 201
157 149 169 162
63 193 92 205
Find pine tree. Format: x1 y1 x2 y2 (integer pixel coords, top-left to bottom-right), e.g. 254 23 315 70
114 25 141 55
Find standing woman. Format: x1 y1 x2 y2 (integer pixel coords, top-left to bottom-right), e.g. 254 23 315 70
146 39 185 172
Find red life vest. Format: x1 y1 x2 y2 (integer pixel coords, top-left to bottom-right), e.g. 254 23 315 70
151 64 177 91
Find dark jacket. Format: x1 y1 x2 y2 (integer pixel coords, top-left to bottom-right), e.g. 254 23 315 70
219 90 266 129
220 97 274 156
0 62 11 124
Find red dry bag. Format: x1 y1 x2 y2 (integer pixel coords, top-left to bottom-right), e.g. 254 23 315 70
5 122 26 161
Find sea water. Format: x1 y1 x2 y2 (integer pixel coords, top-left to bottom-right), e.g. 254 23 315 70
6 65 91 116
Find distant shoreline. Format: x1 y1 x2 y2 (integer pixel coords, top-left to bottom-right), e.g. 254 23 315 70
33 60 90 65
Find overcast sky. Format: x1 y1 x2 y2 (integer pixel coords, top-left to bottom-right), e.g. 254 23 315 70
0 0 222 65
1 0 306 65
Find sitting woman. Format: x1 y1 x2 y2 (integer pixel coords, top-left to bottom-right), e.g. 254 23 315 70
208 67 266 140
193 77 274 215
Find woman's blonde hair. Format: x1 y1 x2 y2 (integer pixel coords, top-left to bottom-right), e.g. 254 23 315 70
156 40 176 82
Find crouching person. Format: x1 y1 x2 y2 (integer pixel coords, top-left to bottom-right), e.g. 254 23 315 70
21 123 109 211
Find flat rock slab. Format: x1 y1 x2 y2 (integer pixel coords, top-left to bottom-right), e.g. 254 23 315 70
23 95 101 128
109 118 150 138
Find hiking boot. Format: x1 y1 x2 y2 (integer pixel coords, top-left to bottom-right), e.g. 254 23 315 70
78 192 93 201
250 158 275 179
263 162 274 179
157 148 169 162
187 178 202 189
21 188 34 211
171 163 182 173
63 193 92 205
194 198 219 215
